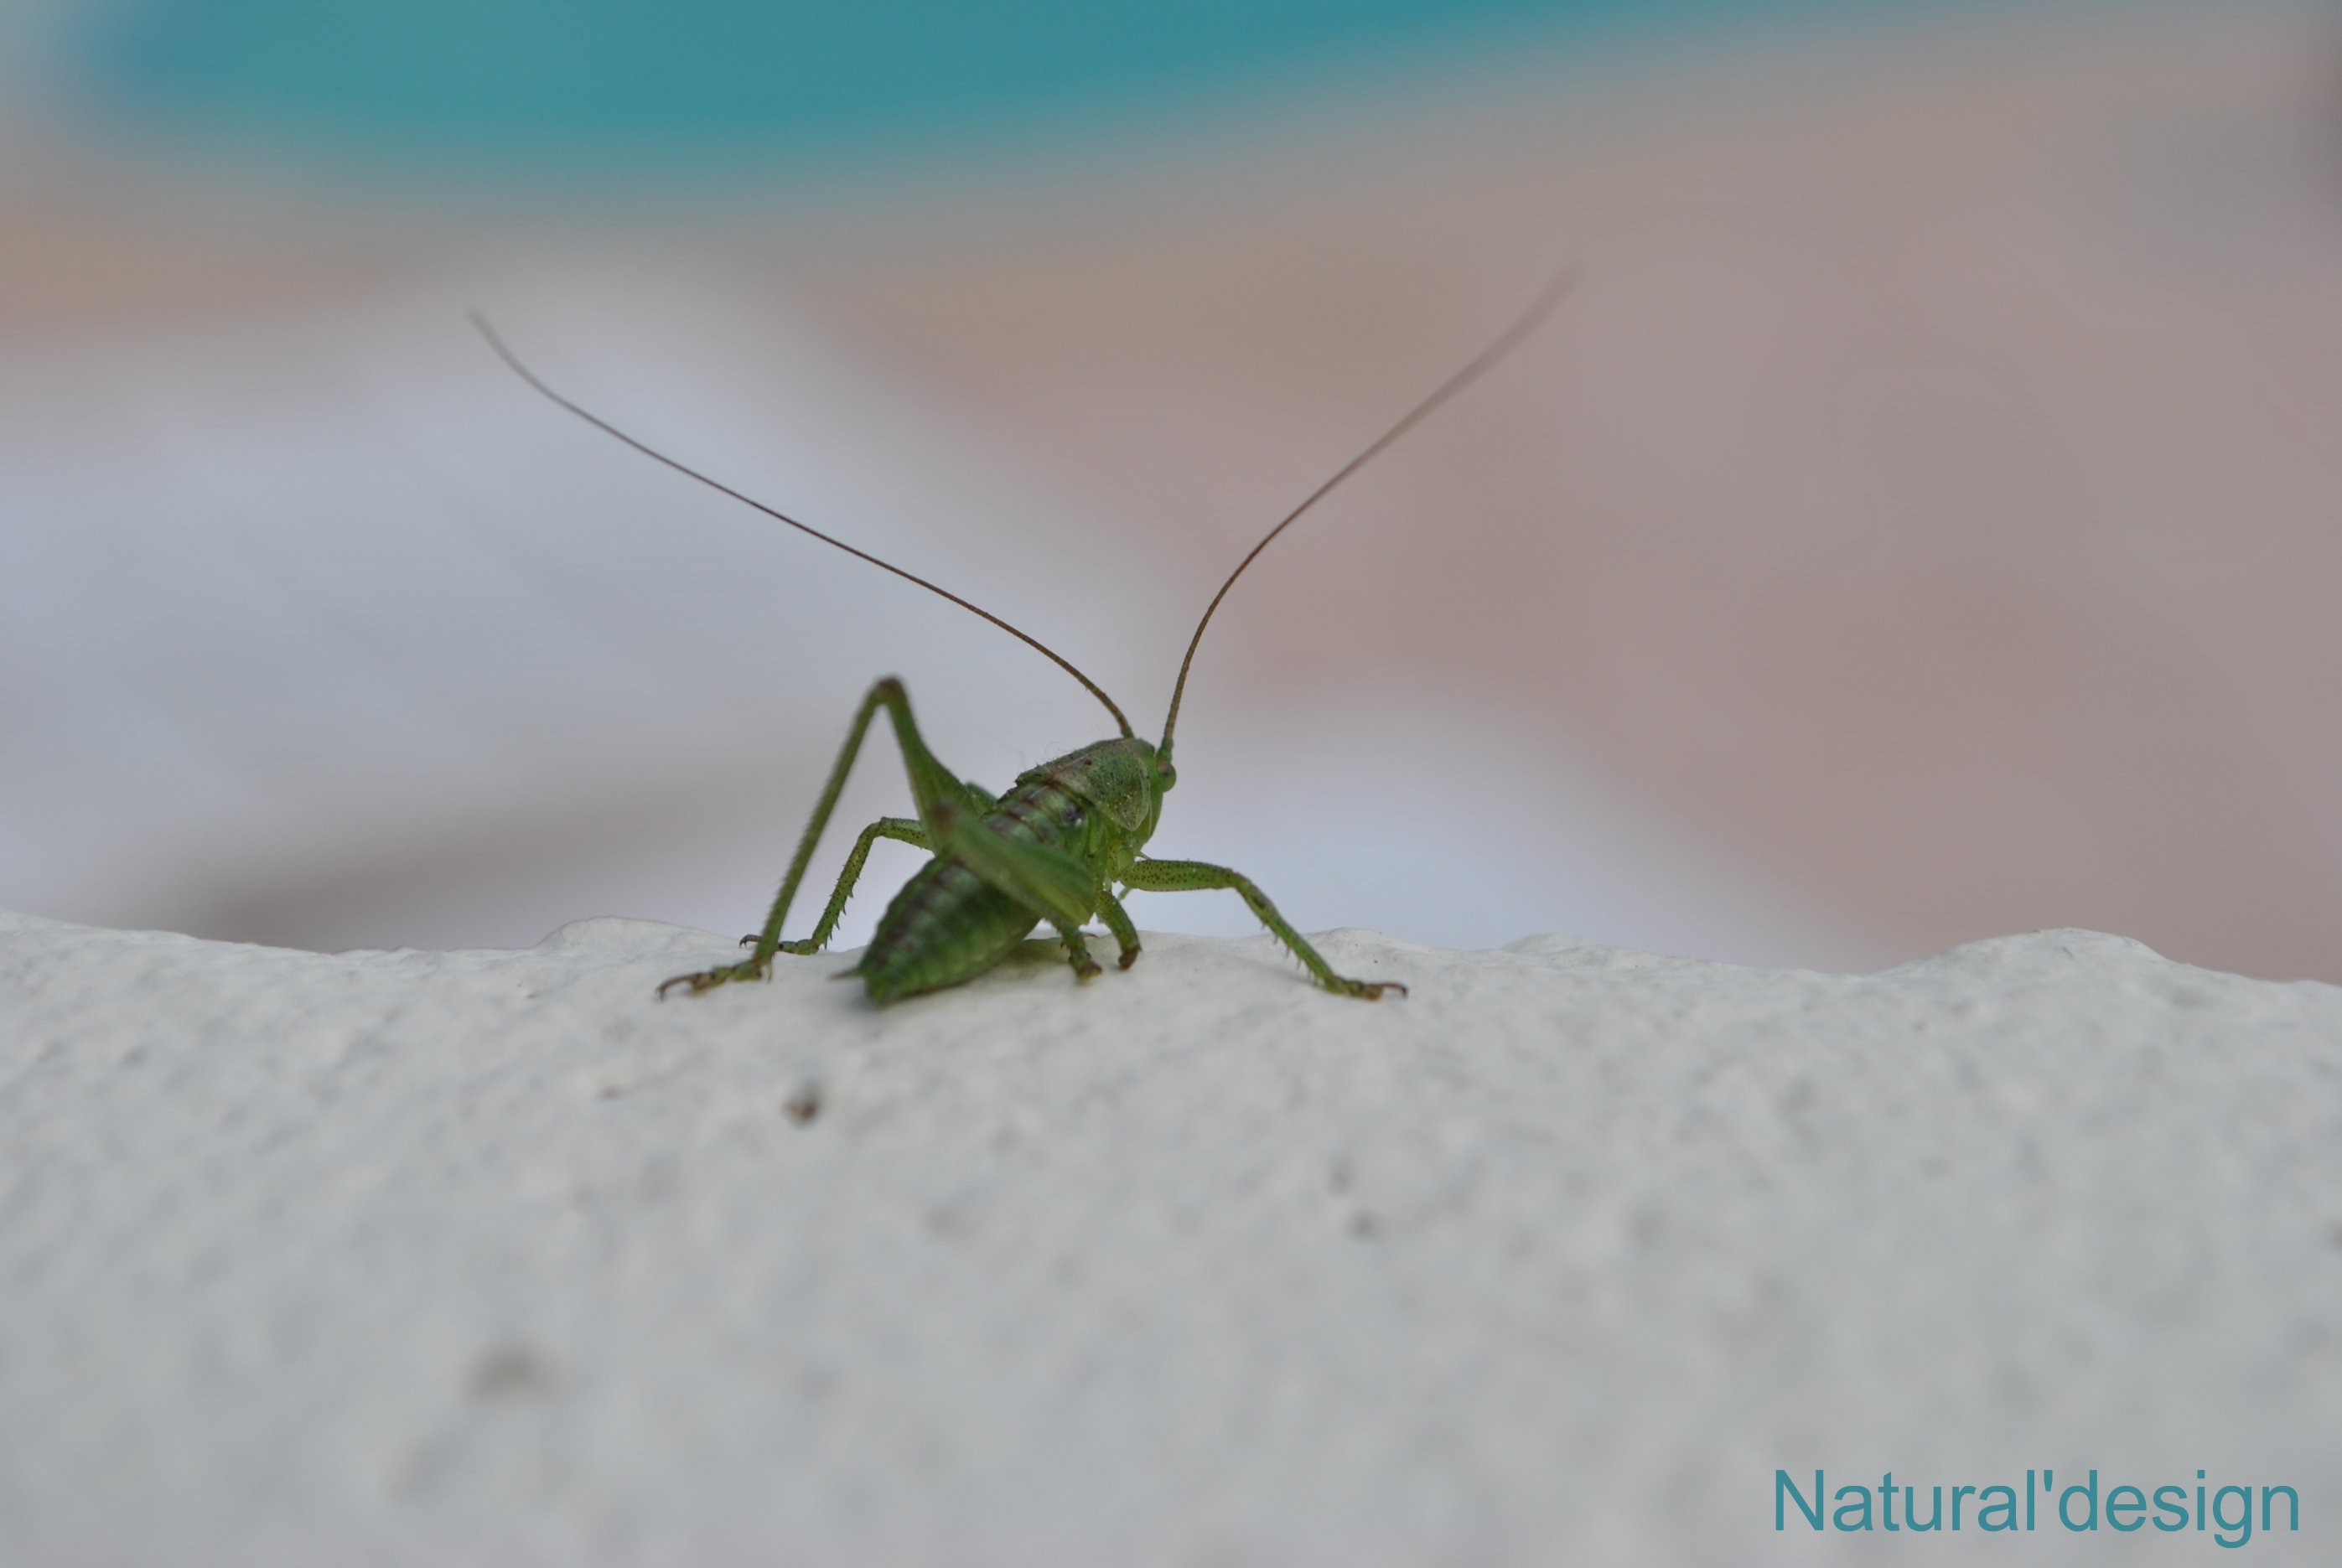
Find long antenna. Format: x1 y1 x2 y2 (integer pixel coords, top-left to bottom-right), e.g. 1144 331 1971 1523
471 311 1135 738
1157 267 1577 758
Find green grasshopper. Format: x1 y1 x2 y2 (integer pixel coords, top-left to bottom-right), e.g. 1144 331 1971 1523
474 272 1569 1002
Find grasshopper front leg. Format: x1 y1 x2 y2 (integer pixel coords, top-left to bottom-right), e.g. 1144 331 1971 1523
1120 858 1405 999
661 677 985 997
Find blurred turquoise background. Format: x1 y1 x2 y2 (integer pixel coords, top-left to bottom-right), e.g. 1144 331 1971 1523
81 0 1866 163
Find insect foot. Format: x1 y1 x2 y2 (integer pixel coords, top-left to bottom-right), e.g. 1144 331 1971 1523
655 957 771 999
1336 977 1407 1001
1060 928 1105 982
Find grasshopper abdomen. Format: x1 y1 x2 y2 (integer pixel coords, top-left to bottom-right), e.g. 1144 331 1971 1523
857 856 1039 1002
856 741 1158 1001
856 771 1086 1001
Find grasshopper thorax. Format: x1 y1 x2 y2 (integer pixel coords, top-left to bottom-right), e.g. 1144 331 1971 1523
1019 735 1174 842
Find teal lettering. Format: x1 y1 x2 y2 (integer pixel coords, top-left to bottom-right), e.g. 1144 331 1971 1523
2059 1468 2101 1531
2212 1485 2252 1549
1769 1468 2294 1544
1775 1470 1824 1530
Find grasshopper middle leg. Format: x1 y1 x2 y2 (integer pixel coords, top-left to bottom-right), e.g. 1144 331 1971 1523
1096 891 1143 970
1053 921 1105 981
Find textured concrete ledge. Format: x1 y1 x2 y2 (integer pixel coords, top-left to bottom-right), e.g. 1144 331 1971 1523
3 910 2338 1564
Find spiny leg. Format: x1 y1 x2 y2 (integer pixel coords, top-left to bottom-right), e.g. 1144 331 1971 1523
662 676 986 997
1120 858 1405 999
1097 889 1143 970
735 815 927 956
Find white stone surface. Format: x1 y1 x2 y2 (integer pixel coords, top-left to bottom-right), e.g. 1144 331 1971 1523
3 908 2338 1564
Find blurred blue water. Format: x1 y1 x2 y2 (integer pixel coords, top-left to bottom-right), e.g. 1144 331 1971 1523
80 0 1900 166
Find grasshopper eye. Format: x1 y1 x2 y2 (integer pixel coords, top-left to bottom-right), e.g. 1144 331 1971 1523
1155 759 1178 793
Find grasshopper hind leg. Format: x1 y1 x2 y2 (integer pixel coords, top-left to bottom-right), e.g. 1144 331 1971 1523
661 676 983 999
